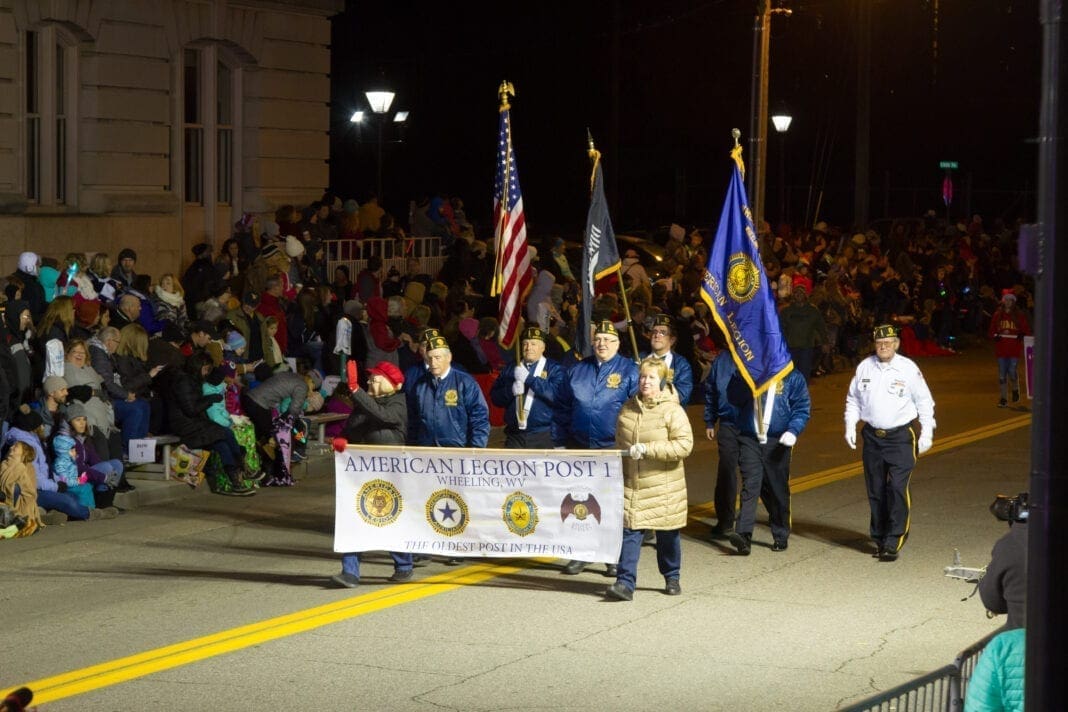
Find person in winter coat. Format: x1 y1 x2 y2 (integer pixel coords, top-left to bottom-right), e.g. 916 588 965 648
110 247 138 288
50 422 98 510
362 296 400 369
181 243 223 317
988 291 1031 408
556 320 639 578
406 336 489 448
242 364 308 446
66 402 125 493
604 357 694 601
963 627 1025 712
3 410 113 521
4 300 36 406
151 273 191 335
727 368 811 556
332 360 414 587
0 441 42 535
64 339 122 461
12 252 46 323
164 352 254 496
490 326 565 449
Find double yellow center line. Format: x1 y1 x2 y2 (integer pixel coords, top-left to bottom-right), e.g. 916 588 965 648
17 414 1031 704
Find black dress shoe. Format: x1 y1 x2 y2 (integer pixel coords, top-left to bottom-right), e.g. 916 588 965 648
604 564 618 577
728 531 752 556
708 524 734 540
771 539 788 552
879 548 899 562
605 582 633 601
664 578 681 596
443 557 464 566
562 559 587 575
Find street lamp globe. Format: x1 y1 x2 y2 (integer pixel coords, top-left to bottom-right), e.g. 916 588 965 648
771 112 793 133
365 90 395 114
349 110 364 123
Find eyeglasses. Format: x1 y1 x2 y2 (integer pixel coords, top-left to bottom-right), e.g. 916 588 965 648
650 328 671 337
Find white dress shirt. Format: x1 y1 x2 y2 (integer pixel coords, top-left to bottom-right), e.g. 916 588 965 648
844 353 936 434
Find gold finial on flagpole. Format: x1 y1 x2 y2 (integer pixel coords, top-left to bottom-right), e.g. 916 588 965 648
731 128 745 178
498 81 514 111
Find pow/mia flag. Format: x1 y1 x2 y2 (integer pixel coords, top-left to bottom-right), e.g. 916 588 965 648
576 157 621 358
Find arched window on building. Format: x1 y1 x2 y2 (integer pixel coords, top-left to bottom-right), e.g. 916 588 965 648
23 25 78 206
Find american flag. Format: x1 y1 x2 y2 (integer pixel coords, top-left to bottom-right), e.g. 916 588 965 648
492 105 533 349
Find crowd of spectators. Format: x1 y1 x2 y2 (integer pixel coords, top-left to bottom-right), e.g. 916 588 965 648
0 183 1032 537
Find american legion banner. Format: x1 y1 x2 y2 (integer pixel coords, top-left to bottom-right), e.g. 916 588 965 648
334 445 624 563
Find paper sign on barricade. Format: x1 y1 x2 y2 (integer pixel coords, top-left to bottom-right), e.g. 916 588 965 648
128 438 157 464
334 445 624 563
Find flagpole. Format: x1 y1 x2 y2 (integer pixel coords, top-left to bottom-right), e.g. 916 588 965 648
588 131 640 364
491 81 514 298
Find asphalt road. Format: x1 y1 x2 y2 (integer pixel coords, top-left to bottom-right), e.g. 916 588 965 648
0 347 1031 711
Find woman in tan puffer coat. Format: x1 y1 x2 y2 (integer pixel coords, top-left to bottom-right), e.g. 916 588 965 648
606 357 694 601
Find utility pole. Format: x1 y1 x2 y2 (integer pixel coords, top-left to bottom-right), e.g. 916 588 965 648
747 1 791 242
1030 2 1068 708
854 1 871 229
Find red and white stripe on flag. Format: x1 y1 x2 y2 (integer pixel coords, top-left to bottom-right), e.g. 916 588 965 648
493 108 533 348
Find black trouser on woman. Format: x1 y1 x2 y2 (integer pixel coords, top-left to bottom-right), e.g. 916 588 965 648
241 393 273 443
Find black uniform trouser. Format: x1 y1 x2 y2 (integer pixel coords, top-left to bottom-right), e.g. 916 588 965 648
504 429 554 449
713 422 741 530
736 434 792 542
861 423 917 553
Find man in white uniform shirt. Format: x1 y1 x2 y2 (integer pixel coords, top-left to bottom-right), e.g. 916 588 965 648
844 324 936 561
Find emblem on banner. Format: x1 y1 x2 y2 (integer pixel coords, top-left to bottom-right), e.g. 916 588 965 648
606 373 621 389
502 491 539 537
356 479 403 527
426 489 469 536
726 252 760 303
560 492 602 524
444 389 459 406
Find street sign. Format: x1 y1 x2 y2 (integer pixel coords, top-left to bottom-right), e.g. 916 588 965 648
939 160 959 170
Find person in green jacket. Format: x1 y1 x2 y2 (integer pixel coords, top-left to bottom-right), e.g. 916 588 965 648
964 627 1025 712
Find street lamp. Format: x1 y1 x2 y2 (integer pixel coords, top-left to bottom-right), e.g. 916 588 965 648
349 90 408 200
771 109 792 227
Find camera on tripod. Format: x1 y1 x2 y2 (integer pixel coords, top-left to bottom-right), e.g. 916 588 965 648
990 492 1029 523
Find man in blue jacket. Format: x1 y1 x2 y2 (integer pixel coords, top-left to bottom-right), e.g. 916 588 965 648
490 326 564 449
726 368 810 555
641 314 694 406
703 348 743 538
556 320 639 576
407 335 489 448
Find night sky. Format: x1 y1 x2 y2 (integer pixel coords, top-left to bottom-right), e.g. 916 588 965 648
328 0 1040 237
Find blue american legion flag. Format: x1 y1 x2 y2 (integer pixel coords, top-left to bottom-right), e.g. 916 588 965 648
491 102 533 349
575 156 622 358
700 146 793 395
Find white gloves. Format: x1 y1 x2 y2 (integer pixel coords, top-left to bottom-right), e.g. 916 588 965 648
779 432 797 448
629 443 647 460
511 381 525 396
845 429 857 450
513 364 530 383
918 434 933 454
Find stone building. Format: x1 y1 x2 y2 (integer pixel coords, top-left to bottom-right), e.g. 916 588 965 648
0 0 341 279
